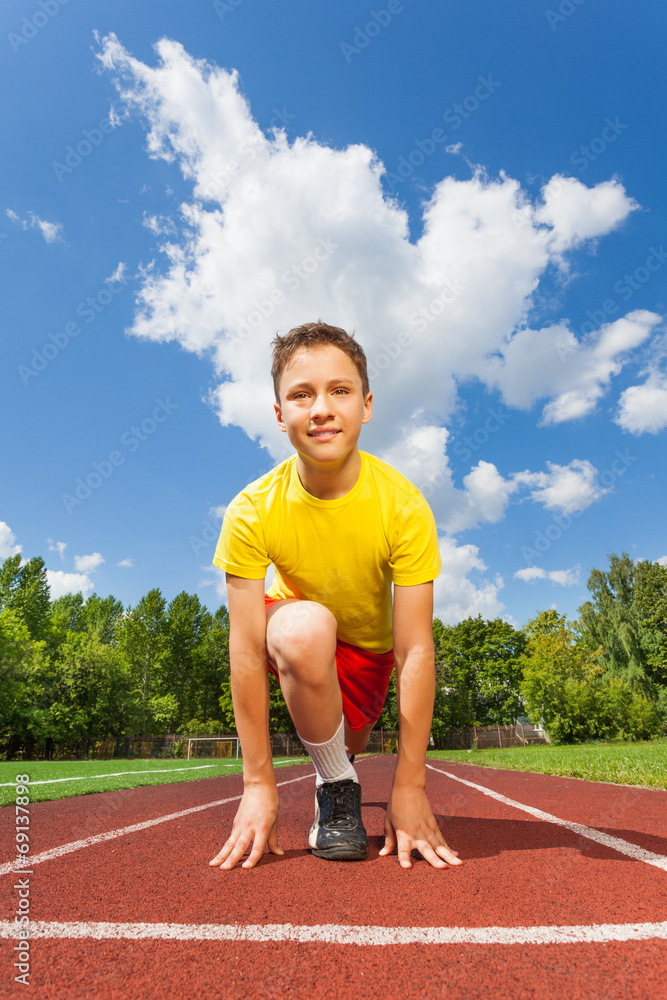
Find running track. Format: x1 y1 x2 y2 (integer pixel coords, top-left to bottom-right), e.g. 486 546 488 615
2 756 667 999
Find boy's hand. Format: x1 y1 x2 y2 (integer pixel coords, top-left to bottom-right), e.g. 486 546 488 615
379 785 463 870
209 784 283 870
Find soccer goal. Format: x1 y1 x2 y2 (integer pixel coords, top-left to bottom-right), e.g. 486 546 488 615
187 736 241 760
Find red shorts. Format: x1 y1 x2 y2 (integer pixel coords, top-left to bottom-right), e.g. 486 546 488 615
264 594 395 731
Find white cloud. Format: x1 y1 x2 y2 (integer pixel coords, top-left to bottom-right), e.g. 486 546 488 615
46 570 94 600
73 552 105 573
615 370 667 434
106 262 127 283
515 565 581 586
6 208 63 243
534 174 639 253
143 212 177 236
657 556 667 567
32 216 63 243
433 537 504 624
117 558 134 568
0 522 22 559
96 34 653 478
47 539 67 560
378 428 606 532
198 564 227 601
514 566 547 582
485 310 661 425
512 460 608 515
549 567 581 586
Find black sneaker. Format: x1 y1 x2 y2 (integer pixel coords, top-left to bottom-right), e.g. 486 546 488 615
308 779 369 861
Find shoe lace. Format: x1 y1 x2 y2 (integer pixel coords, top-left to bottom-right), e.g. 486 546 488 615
322 780 357 828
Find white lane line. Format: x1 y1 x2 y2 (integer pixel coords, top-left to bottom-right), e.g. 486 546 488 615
0 766 218 787
1 919 666 946
0 758 309 786
0 771 315 877
426 763 667 872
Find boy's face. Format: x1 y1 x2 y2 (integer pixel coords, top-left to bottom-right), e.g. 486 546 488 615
274 345 372 464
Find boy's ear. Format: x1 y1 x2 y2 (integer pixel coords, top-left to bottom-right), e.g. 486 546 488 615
361 391 373 425
273 402 287 432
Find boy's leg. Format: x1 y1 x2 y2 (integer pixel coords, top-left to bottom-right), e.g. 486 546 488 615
265 599 356 784
266 599 341 742
266 599 367 860
344 719 374 756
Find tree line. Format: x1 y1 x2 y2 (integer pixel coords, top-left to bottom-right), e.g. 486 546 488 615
0 551 665 757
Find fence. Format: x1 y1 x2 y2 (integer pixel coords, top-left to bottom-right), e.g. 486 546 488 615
433 724 548 750
13 736 180 761
6 724 547 761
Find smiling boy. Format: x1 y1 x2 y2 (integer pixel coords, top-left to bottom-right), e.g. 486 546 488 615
209 321 462 871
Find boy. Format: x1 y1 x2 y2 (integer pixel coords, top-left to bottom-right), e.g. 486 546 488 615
209 321 462 871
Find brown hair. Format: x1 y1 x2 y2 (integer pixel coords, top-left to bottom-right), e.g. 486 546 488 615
270 321 370 402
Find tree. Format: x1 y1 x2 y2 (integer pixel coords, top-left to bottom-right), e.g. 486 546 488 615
163 591 212 726
579 553 667 691
48 631 138 745
634 561 667 686
81 593 125 646
430 617 476 733
432 615 526 728
192 604 231 721
0 608 51 756
521 611 660 743
51 592 87 634
0 555 51 641
117 588 168 738
219 673 293 733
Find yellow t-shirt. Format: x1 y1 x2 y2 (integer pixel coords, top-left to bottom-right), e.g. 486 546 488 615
212 450 442 654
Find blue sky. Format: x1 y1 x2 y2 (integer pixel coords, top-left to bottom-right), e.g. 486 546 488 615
2 0 666 627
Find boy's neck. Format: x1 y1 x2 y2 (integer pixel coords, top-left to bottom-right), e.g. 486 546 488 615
295 448 363 500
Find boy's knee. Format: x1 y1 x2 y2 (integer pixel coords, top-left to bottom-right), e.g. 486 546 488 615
267 600 336 667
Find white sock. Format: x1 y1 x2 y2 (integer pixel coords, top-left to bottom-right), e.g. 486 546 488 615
297 716 358 787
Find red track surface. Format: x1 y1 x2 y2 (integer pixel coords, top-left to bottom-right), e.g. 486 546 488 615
2 756 667 999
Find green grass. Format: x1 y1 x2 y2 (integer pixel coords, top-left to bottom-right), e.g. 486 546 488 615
0 755 310 806
427 738 667 789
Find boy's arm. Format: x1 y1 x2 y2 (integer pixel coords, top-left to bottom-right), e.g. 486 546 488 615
379 581 463 870
209 574 283 870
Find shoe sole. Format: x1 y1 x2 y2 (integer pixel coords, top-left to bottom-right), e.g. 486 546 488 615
310 844 369 861
308 823 369 861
